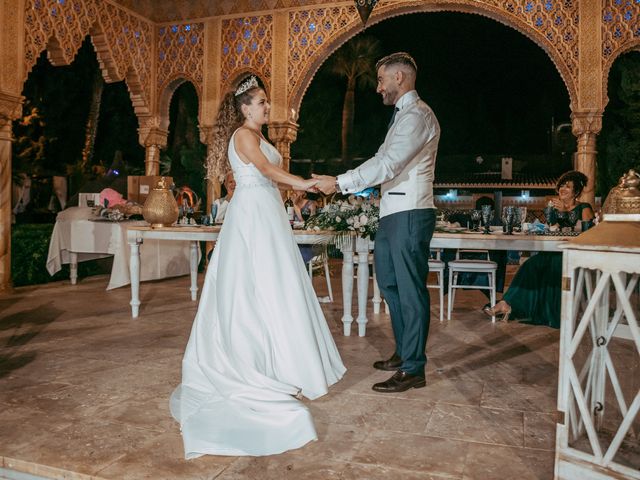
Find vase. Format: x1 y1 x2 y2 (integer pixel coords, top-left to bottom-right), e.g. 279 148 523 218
142 177 179 227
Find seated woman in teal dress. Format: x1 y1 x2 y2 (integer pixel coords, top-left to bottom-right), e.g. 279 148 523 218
484 171 595 328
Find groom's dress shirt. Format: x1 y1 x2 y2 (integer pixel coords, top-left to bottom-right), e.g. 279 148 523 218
336 90 440 218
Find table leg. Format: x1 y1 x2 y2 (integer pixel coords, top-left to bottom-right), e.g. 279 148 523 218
356 237 370 337
129 238 142 318
190 241 198 301
69 252 78 285
341 247 354 336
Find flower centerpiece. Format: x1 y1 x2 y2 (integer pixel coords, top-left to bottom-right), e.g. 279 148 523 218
305 194 380 239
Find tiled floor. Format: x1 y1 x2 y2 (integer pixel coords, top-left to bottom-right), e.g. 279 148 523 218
0 266 563 479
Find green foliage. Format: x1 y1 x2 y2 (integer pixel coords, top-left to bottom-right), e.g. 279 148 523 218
598 52 640 195
11 224 104 287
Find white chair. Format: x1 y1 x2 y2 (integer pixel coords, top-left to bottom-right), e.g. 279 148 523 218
447 249 497 322
428 249 446 322
308 244 333 303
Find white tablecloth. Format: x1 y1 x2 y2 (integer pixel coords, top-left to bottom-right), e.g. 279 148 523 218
46 207 196 290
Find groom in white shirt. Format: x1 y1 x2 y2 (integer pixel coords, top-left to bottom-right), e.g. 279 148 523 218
314 52 439 393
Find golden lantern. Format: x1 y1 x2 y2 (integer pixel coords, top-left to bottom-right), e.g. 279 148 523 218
142 177 179 227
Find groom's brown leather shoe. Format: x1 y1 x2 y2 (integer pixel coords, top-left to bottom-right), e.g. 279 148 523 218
373 353 402 371
372 370 426 393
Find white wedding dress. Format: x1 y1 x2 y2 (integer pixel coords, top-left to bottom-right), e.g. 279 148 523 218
170 130 346 458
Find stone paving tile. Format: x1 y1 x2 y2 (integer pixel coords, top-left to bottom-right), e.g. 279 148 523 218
0 404 75 456
340 462 460 480
480 381 557 413
96 430 233 480
215 453 344 479
425 403 524 447
461 443 555 480
5 417 157 476
352 430 469 477
524 411 557 450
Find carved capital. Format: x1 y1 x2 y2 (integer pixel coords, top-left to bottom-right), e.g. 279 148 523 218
199 125 214 145
571 110 603 137
140 126 169 148
267 120 299 144
0 92 23 124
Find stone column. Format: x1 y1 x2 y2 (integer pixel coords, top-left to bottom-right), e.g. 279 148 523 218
0 92 23 292
571 110 602 207
267 120 299 173
140 127 169 176
199 125 221 210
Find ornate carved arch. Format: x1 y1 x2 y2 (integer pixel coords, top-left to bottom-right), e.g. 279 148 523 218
287 1 579 113
22 0 154 125
600 0 640 107
157 76 201 132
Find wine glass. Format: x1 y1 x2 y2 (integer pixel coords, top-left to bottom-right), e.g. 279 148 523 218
544 204 557 227
517 206 527 232
501 206 516 235
481 205 493 234
470 209 482 232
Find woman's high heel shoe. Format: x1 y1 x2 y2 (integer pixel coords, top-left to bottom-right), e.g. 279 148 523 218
483 301 512 322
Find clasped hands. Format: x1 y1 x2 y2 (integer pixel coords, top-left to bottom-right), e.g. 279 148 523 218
300 174 337 195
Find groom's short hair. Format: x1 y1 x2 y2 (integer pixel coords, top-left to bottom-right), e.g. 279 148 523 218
376 52 417 74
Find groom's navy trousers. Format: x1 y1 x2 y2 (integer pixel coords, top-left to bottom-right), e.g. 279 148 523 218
374 208 436 376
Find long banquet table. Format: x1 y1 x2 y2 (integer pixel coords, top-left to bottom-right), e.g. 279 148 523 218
126 225 573 334
46 207 194 289
125 225 334 317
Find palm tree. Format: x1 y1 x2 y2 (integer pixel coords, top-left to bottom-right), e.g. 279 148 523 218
329 36 382 168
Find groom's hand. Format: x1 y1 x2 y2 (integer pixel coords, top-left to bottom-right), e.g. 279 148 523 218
312 174 337 195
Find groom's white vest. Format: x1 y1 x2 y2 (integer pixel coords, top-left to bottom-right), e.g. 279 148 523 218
337 90 440 218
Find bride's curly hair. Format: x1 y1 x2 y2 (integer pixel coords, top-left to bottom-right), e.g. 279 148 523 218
206 77 262 181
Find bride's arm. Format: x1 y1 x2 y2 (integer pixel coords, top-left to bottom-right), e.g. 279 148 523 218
234 129 317 190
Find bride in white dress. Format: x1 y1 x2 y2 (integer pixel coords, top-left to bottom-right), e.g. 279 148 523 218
170 75 346 458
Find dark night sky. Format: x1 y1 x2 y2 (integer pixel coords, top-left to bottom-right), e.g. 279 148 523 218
293 12 572 173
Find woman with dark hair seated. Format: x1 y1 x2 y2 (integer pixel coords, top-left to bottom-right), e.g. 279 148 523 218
484 170 595 328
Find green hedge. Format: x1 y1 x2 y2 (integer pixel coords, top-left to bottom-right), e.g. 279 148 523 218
11 224 105 287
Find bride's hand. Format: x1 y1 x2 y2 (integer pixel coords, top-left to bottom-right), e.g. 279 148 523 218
300 178 319 192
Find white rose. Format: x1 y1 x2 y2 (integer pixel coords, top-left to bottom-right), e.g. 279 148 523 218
335 216 342 222
359 214 368 225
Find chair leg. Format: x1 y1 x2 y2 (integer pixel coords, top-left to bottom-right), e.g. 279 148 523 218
438 271 444 322
451 272 458 310
447 269 454 320
490 271 496 323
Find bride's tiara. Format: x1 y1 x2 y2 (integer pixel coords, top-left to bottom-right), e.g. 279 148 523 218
234 76 259 96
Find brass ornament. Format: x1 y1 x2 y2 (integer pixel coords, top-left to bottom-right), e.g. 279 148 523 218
142 177 179 227
602 169 640 216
